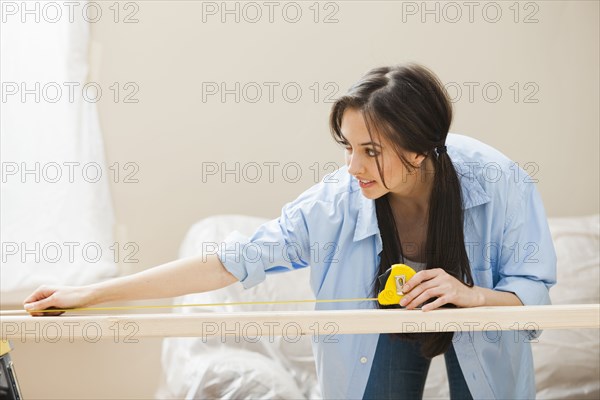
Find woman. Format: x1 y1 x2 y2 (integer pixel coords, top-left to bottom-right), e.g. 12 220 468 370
24 63 557 399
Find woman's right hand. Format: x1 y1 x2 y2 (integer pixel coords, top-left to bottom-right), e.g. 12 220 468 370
23 285 95 316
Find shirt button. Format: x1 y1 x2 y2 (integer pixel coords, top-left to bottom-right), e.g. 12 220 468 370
360 356 368 364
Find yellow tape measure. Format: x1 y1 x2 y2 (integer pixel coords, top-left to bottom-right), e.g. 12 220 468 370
25 297 379 313
378 264 417 305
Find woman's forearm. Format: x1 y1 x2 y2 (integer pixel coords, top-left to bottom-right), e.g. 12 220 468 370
474 286 523 307
87 254 238 305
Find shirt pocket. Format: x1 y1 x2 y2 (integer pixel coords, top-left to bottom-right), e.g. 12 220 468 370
471 265 494 289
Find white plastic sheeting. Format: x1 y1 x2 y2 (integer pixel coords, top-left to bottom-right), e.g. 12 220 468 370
1 3 117 304
534 214 600 399
157 215 320 399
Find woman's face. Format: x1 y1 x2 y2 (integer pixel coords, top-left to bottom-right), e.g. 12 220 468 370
340 108 429 200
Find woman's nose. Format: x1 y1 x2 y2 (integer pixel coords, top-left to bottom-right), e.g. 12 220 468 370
346 152 364 176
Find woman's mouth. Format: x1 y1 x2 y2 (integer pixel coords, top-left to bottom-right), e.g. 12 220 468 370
358 179 375 188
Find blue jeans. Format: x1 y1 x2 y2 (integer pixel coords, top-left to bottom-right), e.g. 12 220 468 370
363 334 473 400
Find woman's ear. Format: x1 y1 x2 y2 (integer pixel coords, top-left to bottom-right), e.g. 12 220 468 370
410 152 428 168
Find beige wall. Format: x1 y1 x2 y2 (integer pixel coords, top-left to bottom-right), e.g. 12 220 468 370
93 0 599 272
12 1 599 399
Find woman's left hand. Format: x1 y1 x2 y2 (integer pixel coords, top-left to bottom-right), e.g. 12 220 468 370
399 268 483 311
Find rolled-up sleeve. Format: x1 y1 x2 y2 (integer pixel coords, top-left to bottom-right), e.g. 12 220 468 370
495 180 557 306
217 203 311 289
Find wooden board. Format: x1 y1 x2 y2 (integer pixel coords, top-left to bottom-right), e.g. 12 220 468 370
1 304 598 342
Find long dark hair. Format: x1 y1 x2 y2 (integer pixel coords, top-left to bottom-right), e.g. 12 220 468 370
329 63 474 358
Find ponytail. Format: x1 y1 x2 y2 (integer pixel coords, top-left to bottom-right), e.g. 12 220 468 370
371 148 473 359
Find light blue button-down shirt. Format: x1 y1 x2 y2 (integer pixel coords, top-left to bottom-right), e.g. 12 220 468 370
218 133 557 399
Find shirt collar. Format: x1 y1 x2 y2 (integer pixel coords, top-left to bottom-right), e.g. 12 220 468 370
352 153 491 243
353 193 378 242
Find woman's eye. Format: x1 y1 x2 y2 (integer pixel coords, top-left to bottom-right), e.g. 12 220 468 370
366 149 379 157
